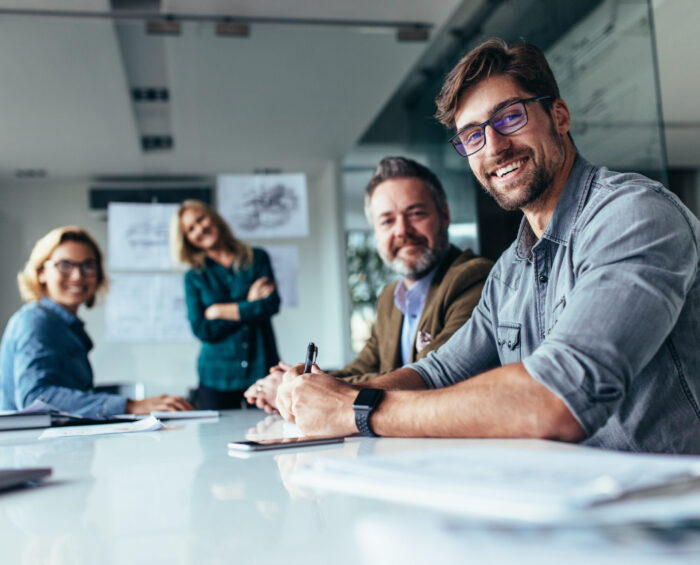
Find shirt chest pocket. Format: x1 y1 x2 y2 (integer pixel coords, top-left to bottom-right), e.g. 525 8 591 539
497 323 521 364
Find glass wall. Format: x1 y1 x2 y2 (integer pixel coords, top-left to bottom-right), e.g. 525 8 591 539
343 0 667 350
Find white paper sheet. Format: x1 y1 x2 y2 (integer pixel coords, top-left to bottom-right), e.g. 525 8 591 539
117 410 219 420
105 272 193 342
217 173 309 238
263 245 299 307
108 202 178 270
292 445 700 524
39 416 163 439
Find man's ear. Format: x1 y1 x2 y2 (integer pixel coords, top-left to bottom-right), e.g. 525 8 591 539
442 205 451 227
551 98 571 136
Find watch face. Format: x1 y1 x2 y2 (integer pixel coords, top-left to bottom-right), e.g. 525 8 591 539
353 388 384 409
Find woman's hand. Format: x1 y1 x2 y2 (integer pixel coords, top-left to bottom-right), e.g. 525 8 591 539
204 303 240 321
247 277 275 301
125 395 193 414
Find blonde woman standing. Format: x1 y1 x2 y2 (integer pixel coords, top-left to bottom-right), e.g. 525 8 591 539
0 226 192 416
171 200 280 409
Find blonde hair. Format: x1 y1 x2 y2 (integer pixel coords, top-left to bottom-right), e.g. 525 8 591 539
170 199 253 270
17 226 108 308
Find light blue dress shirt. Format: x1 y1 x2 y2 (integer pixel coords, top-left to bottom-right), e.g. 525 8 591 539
394 266 438 365
0 297 126 417
410 155 700 454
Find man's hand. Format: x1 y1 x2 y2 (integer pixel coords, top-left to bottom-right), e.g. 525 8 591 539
247 277 275 301
244 361 291 412
276 363 358 437
125 395 193 414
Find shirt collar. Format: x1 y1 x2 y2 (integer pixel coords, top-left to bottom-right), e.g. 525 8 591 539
394 263 439 315
38 296 92 351
39 296 82 327
515 154 597 259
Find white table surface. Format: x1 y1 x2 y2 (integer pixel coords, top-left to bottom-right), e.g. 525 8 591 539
1 409 699 565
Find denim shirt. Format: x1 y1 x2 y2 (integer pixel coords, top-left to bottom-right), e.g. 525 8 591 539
410 155 700 454
184 248 280 391
0 297 127 417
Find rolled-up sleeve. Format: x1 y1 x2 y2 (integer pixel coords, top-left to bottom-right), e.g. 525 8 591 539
523 187 698 436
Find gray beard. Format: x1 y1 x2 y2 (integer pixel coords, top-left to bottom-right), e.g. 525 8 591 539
385 230 450 281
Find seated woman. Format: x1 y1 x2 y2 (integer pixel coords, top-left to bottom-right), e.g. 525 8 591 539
0 226 192 417
171 200 280 409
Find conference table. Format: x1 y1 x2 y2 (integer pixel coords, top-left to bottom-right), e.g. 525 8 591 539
1 409 699 565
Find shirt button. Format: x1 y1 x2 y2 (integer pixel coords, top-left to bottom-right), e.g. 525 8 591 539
241 361 248 368
539 275 548 284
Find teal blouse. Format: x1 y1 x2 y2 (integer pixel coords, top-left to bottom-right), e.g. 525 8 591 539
184 248 280 391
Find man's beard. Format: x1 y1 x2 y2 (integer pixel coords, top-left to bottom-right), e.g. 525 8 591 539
476 125 565 212
382 225 450 281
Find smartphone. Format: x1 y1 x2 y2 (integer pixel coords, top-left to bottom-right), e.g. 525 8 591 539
228 436 344 452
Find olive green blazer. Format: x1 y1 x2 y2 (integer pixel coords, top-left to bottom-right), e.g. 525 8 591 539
332 246 493 383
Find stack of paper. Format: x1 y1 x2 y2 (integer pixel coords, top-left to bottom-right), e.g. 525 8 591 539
292 445 700 523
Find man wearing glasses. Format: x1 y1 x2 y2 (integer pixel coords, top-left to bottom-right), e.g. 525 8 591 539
277 39 700 454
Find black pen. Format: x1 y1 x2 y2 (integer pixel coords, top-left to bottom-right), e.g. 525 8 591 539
303 342 318 374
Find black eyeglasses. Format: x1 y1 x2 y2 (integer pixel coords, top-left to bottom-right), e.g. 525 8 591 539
449 96 552 157
47 259 99 278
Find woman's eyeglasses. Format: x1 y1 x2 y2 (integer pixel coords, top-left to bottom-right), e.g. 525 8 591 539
47 259 99 278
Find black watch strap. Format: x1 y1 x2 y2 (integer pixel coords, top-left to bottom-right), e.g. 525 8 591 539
355 408 378 437
353 389 384 437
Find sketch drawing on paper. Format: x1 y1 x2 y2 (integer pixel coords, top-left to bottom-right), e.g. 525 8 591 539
236 183 299 231
217 173 309 238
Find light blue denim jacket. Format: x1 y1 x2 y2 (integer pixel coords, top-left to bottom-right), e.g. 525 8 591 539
411 155 700 453
0 297 126 417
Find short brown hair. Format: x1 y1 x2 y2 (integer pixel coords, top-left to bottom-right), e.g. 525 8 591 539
364 156 448 223
435 38 561 128
170 199 253 269
17 226 107 307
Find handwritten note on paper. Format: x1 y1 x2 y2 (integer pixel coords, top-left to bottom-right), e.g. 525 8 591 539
108 202 178 270
39 416 163 439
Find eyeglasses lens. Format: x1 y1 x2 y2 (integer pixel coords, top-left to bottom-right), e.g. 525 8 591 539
451 101 529 157
55 260 98 277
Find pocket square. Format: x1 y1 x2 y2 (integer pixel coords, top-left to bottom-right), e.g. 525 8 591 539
416 330 432 353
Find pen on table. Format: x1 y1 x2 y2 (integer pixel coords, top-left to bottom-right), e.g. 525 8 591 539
303 342 318 374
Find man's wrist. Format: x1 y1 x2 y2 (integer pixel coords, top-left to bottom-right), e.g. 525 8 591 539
352 389 384 437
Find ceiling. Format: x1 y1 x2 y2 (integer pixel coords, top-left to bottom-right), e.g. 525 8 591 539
0 0 697 185
0 0 464 181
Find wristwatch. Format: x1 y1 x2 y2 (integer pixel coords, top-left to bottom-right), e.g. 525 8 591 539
352 388 384 437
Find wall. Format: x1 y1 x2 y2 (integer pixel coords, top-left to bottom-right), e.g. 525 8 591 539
0 161 349 397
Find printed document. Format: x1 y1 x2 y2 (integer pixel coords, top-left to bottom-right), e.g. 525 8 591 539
292 445 700 523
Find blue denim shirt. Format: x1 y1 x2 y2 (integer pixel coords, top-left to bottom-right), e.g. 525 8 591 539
0 297 126 417
411 155 700 454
